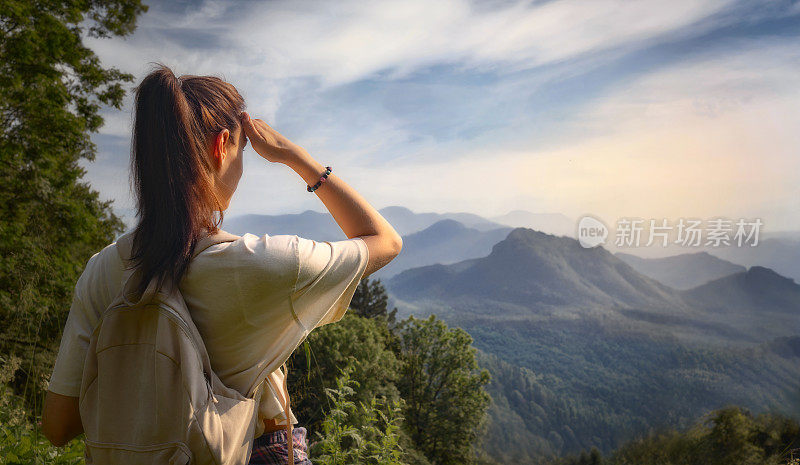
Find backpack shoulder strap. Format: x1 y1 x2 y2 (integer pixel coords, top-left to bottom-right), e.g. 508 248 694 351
281 361 295 465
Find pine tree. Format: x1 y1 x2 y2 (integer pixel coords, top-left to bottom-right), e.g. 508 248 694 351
351 278 399 325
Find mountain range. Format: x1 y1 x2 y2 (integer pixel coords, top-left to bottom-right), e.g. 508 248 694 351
221 206 800 283
382 226 800 460
615 251 745 290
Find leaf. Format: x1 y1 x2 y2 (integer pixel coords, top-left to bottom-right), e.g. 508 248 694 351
303 340 312 381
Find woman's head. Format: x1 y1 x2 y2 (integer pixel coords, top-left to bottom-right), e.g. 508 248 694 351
128 63 247 296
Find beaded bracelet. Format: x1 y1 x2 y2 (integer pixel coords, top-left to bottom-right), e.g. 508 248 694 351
307 166 333 192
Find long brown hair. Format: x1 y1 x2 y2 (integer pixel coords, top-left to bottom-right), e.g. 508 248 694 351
128 63 245 298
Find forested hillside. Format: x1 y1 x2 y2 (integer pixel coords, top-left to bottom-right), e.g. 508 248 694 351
548 406 800 465
387 227 800 460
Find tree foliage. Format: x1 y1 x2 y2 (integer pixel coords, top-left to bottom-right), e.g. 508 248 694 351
290 312 403 432
550 405 800 465
461 314 800 461
290 279 493 465
395 314 492 465
351 278 399 325
310 361 408 465
0 0 147 412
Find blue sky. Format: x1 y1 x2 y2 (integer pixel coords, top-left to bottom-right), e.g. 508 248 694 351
81 0 800 232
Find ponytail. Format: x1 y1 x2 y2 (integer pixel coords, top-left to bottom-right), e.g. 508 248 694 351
128 63 245 298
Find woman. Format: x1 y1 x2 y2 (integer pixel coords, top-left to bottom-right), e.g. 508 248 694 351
40 64 403 464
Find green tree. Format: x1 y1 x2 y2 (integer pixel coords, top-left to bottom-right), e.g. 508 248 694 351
0 0 147 411
289 313 403 433
600 405 800 465
551 447 605 465
351 277 402 357
701 406 764 464
351 278 399 325
395 314 492 465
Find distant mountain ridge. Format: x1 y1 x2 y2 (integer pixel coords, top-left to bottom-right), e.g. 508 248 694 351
378 206 506 234
221 205 510 240
615 251 745 290
683 265 800 315
389 227 687 316
222 205 579 240
489 210 575 237
387 227 800 345
221 209 343 240
370 219 513 279
168 205 800 286
709 237 800 285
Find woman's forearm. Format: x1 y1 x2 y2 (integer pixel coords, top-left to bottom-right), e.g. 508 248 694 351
285 147 401 247
41 391 83 447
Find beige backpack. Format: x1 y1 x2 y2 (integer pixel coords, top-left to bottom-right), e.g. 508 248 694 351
79 230 295 465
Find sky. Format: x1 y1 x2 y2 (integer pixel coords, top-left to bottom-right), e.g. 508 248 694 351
80 0 800 233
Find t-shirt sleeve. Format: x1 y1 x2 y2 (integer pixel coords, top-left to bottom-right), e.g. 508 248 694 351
48 289 95 397
291 236 369 331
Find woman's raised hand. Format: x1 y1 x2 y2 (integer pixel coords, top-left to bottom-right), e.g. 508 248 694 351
240 112 304 165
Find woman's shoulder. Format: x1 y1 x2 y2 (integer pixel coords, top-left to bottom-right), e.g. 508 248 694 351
198 231 299 259
188 231 301 282
71 234 128 310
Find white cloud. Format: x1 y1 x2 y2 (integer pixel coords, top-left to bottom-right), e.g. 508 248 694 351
84 0 739 141
77 0 800 231
491 39 800 229
582 37 800 130
87 0 737 101
224 0 736 86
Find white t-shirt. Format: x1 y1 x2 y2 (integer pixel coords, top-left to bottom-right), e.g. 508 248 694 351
48 228 369 428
